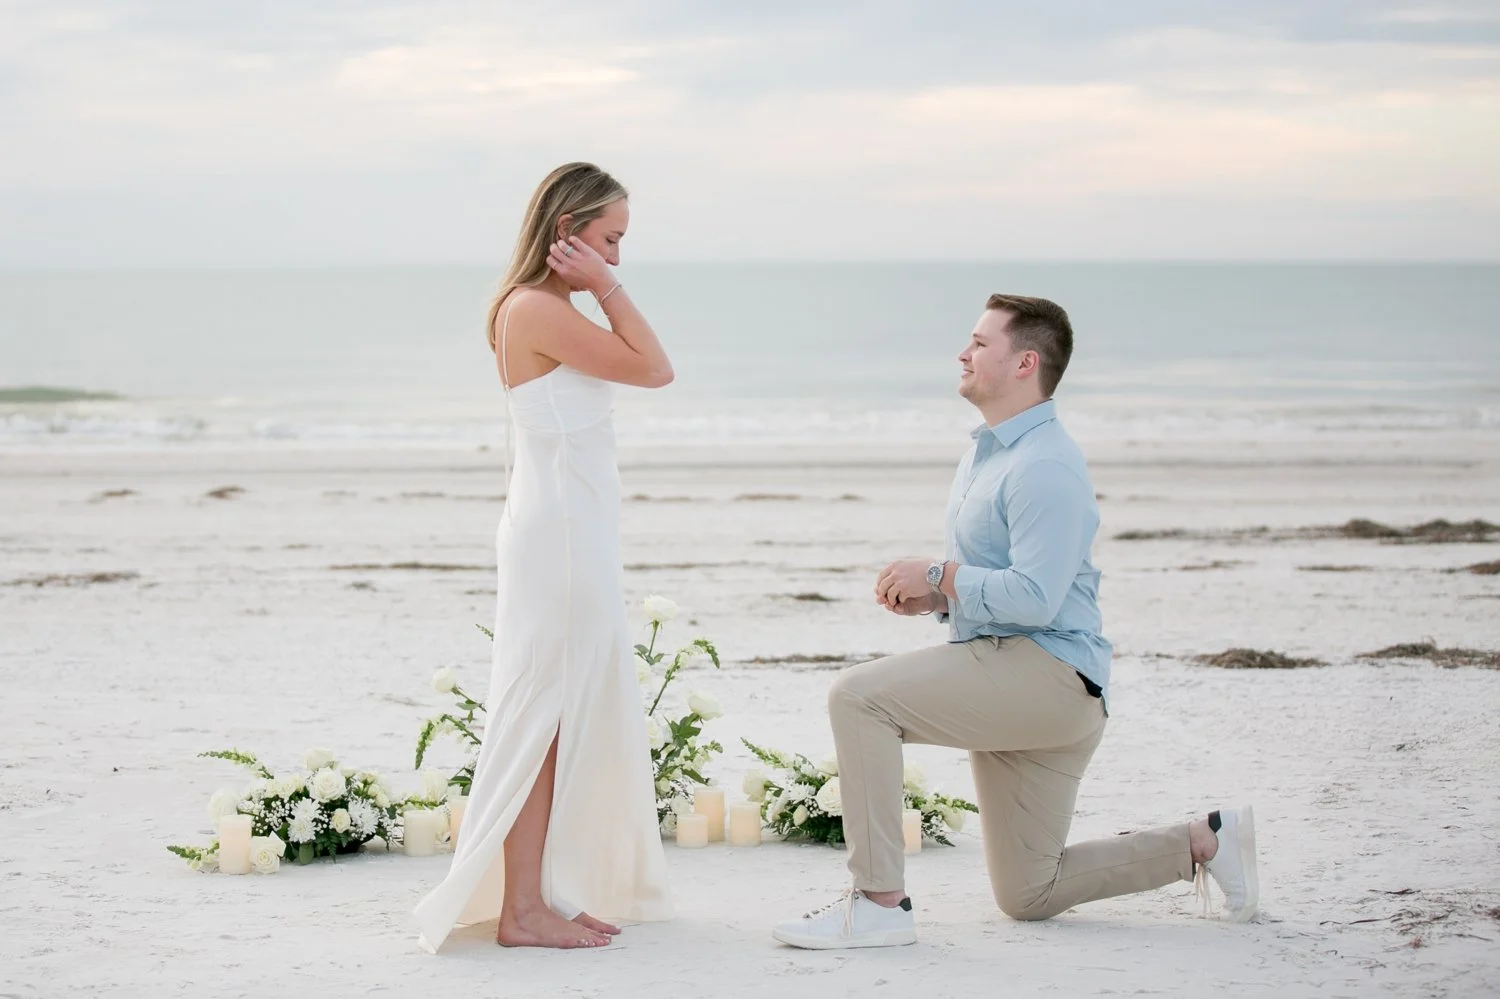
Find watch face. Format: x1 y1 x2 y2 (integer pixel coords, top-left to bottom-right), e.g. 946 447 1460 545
927 562 943 585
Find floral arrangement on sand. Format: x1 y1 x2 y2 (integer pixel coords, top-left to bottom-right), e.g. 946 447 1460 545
740 739 978 846
169 748 408 872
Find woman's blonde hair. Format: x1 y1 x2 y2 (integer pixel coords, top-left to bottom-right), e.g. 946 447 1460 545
485 162 628 350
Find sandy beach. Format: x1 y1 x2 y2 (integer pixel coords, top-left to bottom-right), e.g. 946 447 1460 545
1 430 1497 998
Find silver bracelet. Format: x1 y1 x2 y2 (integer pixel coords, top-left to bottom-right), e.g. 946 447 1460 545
597 282 622 305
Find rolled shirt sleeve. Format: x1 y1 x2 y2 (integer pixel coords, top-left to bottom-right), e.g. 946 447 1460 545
952 459 1095 629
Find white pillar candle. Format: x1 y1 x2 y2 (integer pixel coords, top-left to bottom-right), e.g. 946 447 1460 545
727 802 762 847
447 797 468 853
676 813 709 848
902 809 923 855
692 786 726 843
218 814 252 874
403 808 440 857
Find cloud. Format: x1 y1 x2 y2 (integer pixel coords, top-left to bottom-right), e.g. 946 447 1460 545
0 1 1496 262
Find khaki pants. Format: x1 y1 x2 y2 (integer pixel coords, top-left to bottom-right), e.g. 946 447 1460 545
829 635 1193 920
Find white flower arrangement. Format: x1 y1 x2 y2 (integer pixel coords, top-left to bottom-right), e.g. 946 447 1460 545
741 740 978 846
169 749 405 870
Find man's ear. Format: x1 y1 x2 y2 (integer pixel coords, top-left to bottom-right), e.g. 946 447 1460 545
1017 350 1041 379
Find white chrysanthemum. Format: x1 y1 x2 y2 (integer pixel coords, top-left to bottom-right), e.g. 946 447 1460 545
207 788 242 823
309 768 346 802
431 667 457 694
786 783 814 803
330 808 352 834
792 805 809 827
248 835 285 874
939 806 964 832
903 763 927 793
290 797 320 825
817 754 839 776
287 817 316 844
420 769 450 803
660 812 678 836
742 770 768 803
643 594 678 624
814 777 843 817
645 717 665 750
686 690 722 721
303 748 336 772
347 799 377 837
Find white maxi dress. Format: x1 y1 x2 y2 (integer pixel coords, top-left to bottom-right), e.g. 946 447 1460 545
413 304 673 952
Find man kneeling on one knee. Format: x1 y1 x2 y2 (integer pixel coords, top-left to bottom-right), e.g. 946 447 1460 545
772 294 1259 951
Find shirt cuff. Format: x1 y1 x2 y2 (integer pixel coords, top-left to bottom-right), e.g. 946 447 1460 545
953 565 990 622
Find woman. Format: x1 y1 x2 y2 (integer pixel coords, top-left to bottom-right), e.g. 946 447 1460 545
414 163 675 952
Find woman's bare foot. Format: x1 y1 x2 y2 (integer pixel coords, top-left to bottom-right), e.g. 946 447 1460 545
573 911 621 936
497 903 610 949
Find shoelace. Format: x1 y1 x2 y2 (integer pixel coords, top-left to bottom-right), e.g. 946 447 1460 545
1193 864 1220 918
802 888 859 937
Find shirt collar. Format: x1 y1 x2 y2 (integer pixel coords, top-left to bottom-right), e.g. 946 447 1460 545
970 399 1058 448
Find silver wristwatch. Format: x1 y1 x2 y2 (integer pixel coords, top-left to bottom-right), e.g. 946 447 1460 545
926 559 946 594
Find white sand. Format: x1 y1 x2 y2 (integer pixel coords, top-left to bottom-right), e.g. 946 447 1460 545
2 431 1498 998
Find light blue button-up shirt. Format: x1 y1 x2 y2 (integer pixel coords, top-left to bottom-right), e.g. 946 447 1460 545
940 400 1112 702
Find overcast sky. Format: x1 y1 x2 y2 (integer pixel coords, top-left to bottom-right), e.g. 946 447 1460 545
2 1 1498 265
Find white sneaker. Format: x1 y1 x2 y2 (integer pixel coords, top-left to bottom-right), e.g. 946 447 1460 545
772 889 917 950
1195 805 1259 922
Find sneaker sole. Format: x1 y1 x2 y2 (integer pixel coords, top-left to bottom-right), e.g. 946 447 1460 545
1228 805 1259 923
771 927 917 950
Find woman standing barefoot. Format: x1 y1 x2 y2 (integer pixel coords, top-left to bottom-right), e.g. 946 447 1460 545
415 163 675 952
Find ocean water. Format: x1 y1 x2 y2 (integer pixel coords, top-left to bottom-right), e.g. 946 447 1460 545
1 263 1496 449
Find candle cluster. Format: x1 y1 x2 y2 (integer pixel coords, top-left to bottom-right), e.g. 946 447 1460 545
674 786 763 848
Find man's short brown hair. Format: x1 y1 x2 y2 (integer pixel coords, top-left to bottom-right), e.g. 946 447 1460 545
986 294 1073 396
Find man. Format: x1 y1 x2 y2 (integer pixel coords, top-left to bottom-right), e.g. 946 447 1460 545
772 294 1258 950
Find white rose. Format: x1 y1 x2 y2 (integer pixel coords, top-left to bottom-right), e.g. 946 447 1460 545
271 775 305 799
818 754 839 777
431 667 457 694
249 836 284 874
792 805 809 827
245 779 272 800
670 796 693 817
814 777 843 817
686 690 722 721
207 788 242 823
309 768 346 802
655 779 670 795
903 763 927 793
643 594 678 624
303 748 336 772
330 808 352 833
742 770 768 803
374 789 391 809
645 717 666 750
660 812 678 836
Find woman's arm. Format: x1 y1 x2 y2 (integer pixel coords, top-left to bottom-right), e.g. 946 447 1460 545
517 237 673 389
